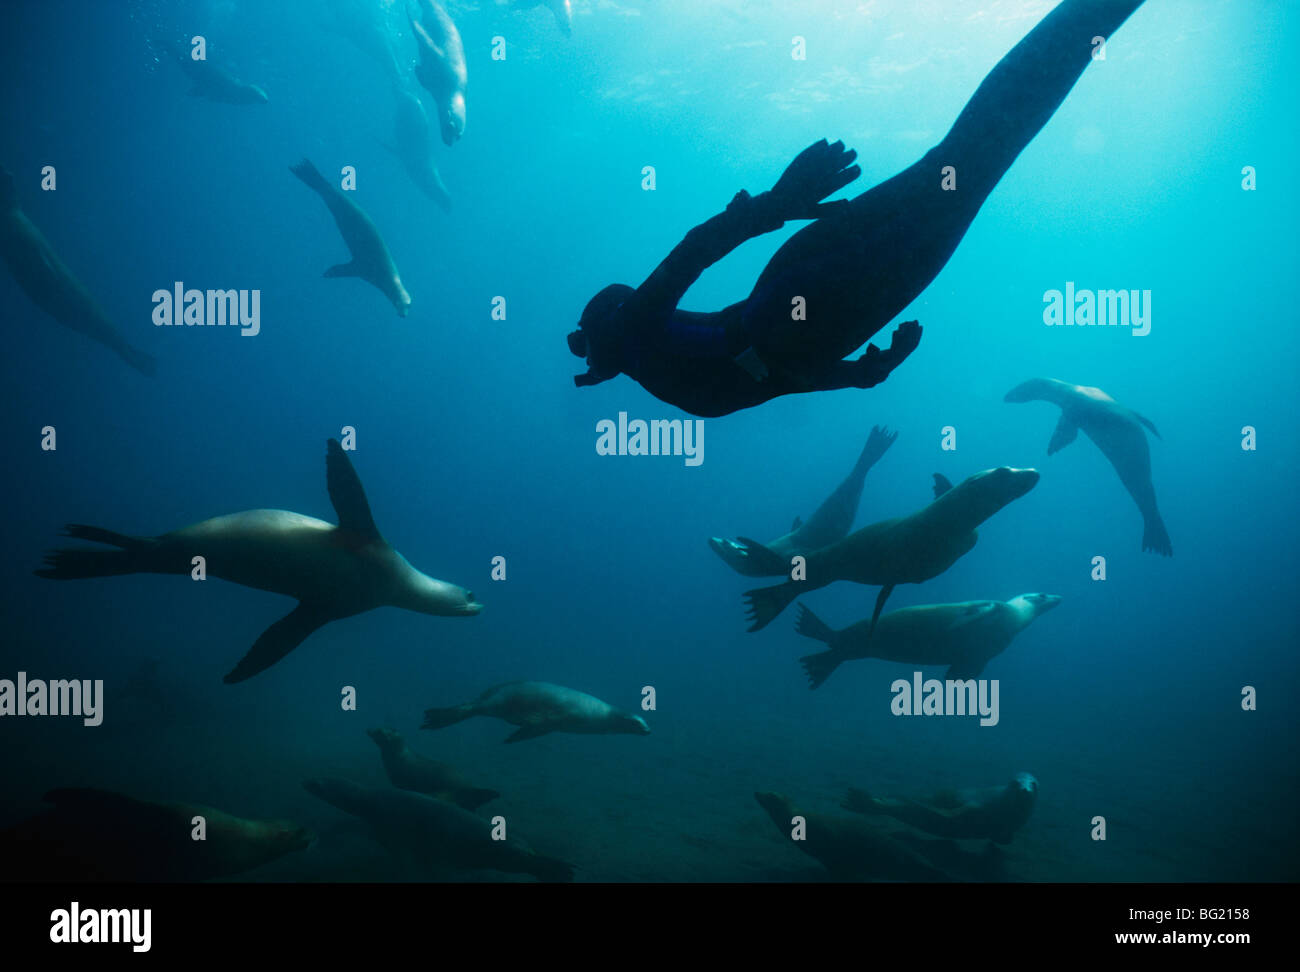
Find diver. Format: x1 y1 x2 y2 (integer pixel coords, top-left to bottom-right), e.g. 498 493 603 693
568 0 1148 417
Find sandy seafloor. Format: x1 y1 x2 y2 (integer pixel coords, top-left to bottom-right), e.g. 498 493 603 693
4 649 1291 884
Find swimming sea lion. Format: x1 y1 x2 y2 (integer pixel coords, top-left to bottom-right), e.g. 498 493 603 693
797 593 1062 689
843 772 1039 845
0 787 311 882
753 791 951 881
1005 377 1171 555
383 86 452 213
742 467 1040 633
513 0 572 37
289 158 412 316
709 424 897 577
0 166 155 375
177 50 268 104
408 0 467 146
422 681 650 743
303 777 574 882
366 727 499 810
35 439 482 683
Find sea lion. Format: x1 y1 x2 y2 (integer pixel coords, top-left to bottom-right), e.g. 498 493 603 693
1005 377 1171 556
709 424 897 577
797 593 1062 689
422 681 650 743
303 777 574 882
0 787 310 882
742 467 1040 633
408 0 467 146
842 772 1039 845
290 158 411 316
513 0 572 37
35 439 482 683
177 50 268 104
383 86 452 213
0 166 155 375
753 791 951 881
366 727 499 810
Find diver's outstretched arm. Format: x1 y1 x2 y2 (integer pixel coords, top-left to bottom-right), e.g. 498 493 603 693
636 140 861 319
802 320 922 391
634 190 786 318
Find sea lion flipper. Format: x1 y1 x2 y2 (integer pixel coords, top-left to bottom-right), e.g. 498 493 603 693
948 601 999 630
1047 414 1079 454
325 439 380 537
324 262 362 279
944 659 988 681
868 584 894 635
223 603 331 684
1129 409 1161 440
504 724 552 744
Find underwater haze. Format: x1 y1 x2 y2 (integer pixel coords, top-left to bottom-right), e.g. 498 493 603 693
1 0 1297 883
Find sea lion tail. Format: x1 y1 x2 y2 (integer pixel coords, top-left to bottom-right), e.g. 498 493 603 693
798 650 840 690
289 158 330 195
420 703 475 730
743 581 800 632
855 424 898 475
35 525 154 579
528 853 576 883
795 604 843 688
794 603 836 645
1142 514 1172 557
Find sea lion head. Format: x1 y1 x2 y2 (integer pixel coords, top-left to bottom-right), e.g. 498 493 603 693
366 727 403 751
951 466 1039 522
753 791 794 824
390 280 413 317
611 712 651 736
1003 378 1054 403
1010 592 1062 620
1012 772 1039 797
1004 773 1039 819
707 536 753 573
391 559 484 617
261 819 314 858
571 283 635 386
440 92 466 145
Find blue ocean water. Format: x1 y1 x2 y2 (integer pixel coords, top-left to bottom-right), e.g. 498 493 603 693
0 0 1296 882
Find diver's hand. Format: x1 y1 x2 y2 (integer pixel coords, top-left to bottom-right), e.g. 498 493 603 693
770 138 861 220
852 320 922 388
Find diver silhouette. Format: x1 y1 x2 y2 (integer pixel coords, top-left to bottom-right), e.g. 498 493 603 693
569 0 1147 417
